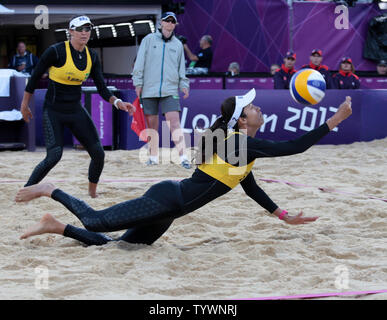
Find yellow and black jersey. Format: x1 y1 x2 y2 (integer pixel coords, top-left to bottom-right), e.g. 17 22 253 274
198 132 255 189
179 124 330 215
49 40 92 85
52 124 331 246
25 40 112 112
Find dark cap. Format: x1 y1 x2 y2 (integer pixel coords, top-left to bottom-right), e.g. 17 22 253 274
377 60 387 66
161 12 177 23
341 57 353 64
311 49 323 56
285 50 296 60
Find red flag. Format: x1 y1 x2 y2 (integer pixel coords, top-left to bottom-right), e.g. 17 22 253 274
130 97 147 142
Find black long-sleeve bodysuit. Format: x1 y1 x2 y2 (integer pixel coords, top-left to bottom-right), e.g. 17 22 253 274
24 41 113 186
52 123 331 246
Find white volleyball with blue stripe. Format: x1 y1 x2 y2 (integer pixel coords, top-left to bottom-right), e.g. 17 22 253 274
289 69 326 105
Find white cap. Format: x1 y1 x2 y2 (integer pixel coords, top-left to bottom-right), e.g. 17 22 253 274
69 16 94 29
227 88 256 129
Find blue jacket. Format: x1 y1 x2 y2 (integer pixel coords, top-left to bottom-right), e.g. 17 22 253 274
273 64 297 89
332 70 360 89
9 51 39 75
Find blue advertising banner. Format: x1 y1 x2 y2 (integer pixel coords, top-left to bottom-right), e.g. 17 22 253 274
34 89 387 150
177 89 363 145
118 89 386 150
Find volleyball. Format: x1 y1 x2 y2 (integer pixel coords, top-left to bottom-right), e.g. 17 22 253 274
289 69 326 105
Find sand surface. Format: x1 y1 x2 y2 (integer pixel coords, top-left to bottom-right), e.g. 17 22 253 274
0 140 386 300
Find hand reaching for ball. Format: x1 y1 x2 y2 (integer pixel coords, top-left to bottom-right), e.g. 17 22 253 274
336 96 352 122
326 96 352 131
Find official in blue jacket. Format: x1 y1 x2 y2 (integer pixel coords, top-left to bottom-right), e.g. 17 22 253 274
332 57 360 90
301 49 332 89
9 41 39 75
273 51 297 89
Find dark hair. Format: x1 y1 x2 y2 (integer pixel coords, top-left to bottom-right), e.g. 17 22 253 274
196 97 246 164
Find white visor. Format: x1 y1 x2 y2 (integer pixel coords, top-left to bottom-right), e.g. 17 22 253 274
69 16 94 29
227 88 256 129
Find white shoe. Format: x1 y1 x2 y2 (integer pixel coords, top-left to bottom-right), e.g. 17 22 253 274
146 159 158 166
181 159 192 169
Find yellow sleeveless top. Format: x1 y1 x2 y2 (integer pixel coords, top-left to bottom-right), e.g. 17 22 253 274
198 132 255 189
49 41 92 85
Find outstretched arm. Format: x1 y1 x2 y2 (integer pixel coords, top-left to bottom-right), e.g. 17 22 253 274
246 96 352 159
240 172 318 225
240 172 279 213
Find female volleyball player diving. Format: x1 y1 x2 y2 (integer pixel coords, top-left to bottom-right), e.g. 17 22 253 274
15 90 352 247
19 15 135 198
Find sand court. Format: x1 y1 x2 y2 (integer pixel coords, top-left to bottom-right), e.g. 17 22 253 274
0 140 386 299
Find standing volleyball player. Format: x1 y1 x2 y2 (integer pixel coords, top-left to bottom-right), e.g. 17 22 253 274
20 16 135 198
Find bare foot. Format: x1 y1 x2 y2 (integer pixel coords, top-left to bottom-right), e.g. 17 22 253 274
15 183 56 203
20 213 65 240
89 182 98 198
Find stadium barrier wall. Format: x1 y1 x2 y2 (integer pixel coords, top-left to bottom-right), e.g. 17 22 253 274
33 89 386 150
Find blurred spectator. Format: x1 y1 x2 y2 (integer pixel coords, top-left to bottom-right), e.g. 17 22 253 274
226 62 240 77
376 60 387 76
301 49 332 89
184 35 213 75
332 57 360 89
8 41 39 76
273 51 297 89
270 64 280 75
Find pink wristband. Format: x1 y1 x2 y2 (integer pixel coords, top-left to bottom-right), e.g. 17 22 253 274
279 210 288 220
